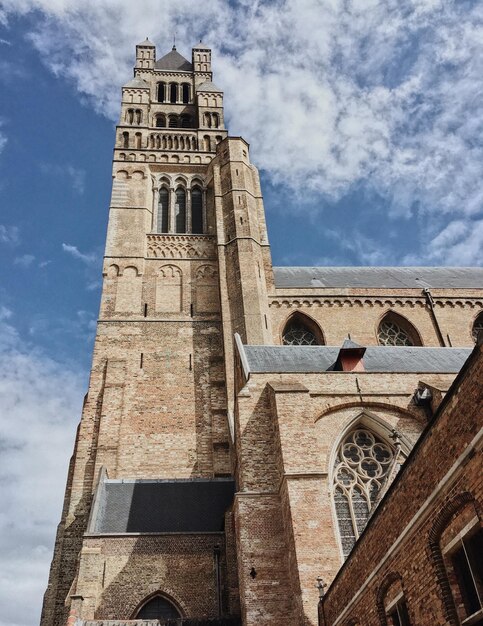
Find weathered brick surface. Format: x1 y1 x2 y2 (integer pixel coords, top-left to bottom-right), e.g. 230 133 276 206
42 39 483 626
319 342 483 626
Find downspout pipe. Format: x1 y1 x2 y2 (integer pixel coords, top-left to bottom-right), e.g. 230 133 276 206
423 288 446 347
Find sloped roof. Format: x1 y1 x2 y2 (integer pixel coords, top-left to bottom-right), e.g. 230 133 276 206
197 80 222 93
89 478 235 534
273 267 483 289
240 345 471 374
137 37 154 47
193 41 211 50
123 77 149 89
155 47 192 71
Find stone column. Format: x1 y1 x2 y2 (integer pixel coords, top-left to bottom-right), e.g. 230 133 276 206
151 186 159 232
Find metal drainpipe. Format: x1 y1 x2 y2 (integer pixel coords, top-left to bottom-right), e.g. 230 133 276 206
423 288 446 347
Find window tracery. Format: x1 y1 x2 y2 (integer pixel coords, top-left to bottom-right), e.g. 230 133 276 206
333 426 404 558
283 321 317 345
377 313 420 347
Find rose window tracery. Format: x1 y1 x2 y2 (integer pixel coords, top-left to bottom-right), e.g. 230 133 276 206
333 427 404 558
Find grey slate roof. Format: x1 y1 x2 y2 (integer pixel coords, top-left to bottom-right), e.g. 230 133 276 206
193 41 211 50
137 37 154 47
155 48 192 71
90 478 235 534
197 80 222 93
273 267 483 289
123 77 149 89
242 345 471 374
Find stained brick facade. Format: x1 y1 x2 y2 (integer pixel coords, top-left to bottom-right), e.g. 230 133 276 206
41 39 483 626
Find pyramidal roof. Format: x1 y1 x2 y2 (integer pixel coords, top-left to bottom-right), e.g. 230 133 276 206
193 40 210 50
137 37 154 47
123 77 149 89
155 46 192 71
197 80 222 93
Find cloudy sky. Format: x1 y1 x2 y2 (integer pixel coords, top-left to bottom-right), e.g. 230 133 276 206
0 1 482 624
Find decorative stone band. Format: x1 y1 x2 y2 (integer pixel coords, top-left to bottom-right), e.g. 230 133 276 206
269 297 483 309
147 234 216 259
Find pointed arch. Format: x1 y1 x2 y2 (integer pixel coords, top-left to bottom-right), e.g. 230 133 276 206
330 414 407 559
174 187 186 233
376 311 422 346
133 592 183 620
281 312 325 345
191 185 203 234
472 311 483 342
157 187 169 233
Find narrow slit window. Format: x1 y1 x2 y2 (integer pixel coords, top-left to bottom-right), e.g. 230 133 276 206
157 188 169 233
191 187 203 234
175 188 186 233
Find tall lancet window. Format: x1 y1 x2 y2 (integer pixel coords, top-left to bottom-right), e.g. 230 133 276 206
191 187 203 234
175 188 186 233
157 188 169 233
333 426 404 559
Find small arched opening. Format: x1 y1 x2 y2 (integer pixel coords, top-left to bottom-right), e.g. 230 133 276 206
181 83 190 104
191 186 203 234
157 82 166 103
170 82 178 103
175 187 186 233
472 311 483 342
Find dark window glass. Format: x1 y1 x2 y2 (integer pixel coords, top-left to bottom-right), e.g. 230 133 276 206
388 599 411 626
157 82 165 102
137 596 180 620
169 116 178 128
191 188 203 234
182 83 190 103
452 530 483 619
170 83 177 103
175 188 186 233
156 115 166 128
158 188 169 233
181 115 191 128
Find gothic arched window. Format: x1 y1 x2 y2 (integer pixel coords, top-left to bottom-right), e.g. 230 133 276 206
157 82 166 103
191 186 203 234
472 312 483 342
377 312 421 347
333 426 404 559
182 83 190 103
136 595 181 620
155 114 166 128
175 188 186 233
282 314 324 346
157 188 169 233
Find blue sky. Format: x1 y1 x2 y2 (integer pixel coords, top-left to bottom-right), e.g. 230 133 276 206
0 2 482 625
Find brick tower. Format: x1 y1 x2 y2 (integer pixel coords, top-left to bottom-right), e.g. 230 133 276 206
41 39 271 626
41 38 483 626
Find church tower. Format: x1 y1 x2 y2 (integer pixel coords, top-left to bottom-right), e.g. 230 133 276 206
41 40 272 626
41 36 483 626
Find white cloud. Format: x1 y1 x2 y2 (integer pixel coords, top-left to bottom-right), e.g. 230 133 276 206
1 0 482 264
62 242 97 264
13 253 35 267
39 162 86 194
0 224 19 245
0 315 84 626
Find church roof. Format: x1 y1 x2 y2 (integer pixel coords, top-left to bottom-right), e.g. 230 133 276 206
122 77 149 89
238 344 472 375
193 41 211 50
273 266 483 289
89 478 235 534
155 47 193 71
197 80 222 93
